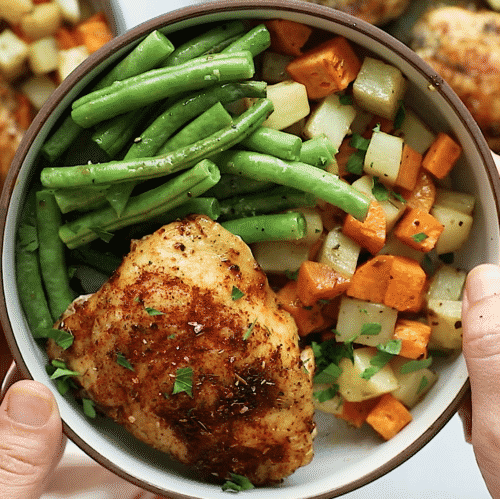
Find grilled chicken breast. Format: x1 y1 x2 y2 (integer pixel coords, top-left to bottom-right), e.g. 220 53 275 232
47 215 315 485
410 5 500 151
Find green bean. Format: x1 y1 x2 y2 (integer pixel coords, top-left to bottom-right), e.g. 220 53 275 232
299 134 337 169
219 185 316 221
204 174 274 199
215 150 371 220
54 185 110 214
59 159 221 249
239 127 302 161
41 30 175 163
41 98 273 189
124 81 267 161
15 192 54 336
221 212 306 244
221 23 271 57
36 189 75 319
162 21 246 66
71 51 256 128
94 30 175 90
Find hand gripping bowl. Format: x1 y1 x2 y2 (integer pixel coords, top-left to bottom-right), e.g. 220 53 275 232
1 1 499 497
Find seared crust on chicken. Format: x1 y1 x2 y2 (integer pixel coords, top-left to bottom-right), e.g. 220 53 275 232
47 215 315 485
306 0 411 26
411 6 500 151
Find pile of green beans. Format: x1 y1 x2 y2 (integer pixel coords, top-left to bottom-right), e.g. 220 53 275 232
17 20 371 335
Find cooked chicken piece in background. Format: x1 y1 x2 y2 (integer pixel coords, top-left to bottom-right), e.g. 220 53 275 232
47 215 315 485
410 5 500 151
305 0 411 26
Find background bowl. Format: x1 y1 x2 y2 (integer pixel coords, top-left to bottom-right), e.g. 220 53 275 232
1 1 500 498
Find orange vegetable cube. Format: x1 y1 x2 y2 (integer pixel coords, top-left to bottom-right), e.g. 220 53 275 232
55 26 81 50
14 94 33 130
393 319 431 359
342 200 386 255
286 36 361 99
336 397 381 428
393 208 444 253
422 132 462 179
276 280 328 336
395 143 422 191
399 168 436 213
265 19 312 56
76 12 114 54
296 260 351 306
366 393 413 440
384 256 427 313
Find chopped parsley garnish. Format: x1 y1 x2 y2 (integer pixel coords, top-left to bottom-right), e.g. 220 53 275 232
399 356 433 374
243 318 257 340
372 122 381 133
172 367 193 398
82 398 97 418
372 176 389 201
417 375 429 394
350 133 370 151
394 101 406 130
412 232 428 243
231 286 244 301
313 362 342 384
145 307 164 316
346 150 365 175
116 352 134 371
285 268 299 280
361 322 382 336
391 190 406 203
221 473 255 492
313 385 339 403
38 328 74 349
46 360 79 395
49 366 80 379
361 340 401 380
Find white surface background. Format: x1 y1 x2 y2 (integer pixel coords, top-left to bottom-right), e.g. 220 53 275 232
110 1 492 497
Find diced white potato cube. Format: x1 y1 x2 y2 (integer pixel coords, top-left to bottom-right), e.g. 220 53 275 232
54 0 80 24
430 204 473 255
261 80 310 130
353 56 407 120
252 240 310 274
317 225 361 277
351 174 405 231
377 232 426 263
427 298 463 350
434 188 475 216
426 264 467 301
303 93 356 152
0 0 33 25
20 2 62 40
364 130 403 185
337 347 399 402
21 74 57 110
390 356 438 408
288 207 323 246
261 51 293 84
313 385 343 414
58 45 89 81
0 29 29 80
397 109 436 154
335 295 398 346
29 36 59 74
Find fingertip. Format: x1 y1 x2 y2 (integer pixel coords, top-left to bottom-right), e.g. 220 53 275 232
464 264 500 309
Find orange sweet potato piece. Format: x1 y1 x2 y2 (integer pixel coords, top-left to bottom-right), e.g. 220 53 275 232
76 12 114 54
276 280 328 336
55 26 82 50
264 19 313 56
342 200 386 255
286 36 361 99
399 168 436 213
393 208 444 253
296 260 351 306
422 132 462 179
346 254 394 304
14 94 33 130
384 256 427 313
366 393 413 440
336 397 381 428
395 143 422 191
393 318 431 360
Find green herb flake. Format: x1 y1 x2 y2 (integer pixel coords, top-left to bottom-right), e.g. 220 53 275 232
38 328 74 350
116 352 134 371
391 191 406 203
350 133 370 151
346 150 365 175
145 307 164 316
372 123 381 133
399 356 433 374
412 232 428 243
231 286 244 301
394 101 406 130
50 367 80 380
313 385 339 403
243 318 257 340
372 176 389 201
361 350 394 379
361 322 382 336
221 473 255 492
82 398 97 418
285 268 299 280
417 375 429 394
377 339 402 356
172 367 194 398
314 362 342 384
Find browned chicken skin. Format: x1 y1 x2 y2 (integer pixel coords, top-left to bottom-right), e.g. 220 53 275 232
410 5 500 151
47 215 315 485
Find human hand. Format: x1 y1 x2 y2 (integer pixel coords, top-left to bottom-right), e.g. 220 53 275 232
0 380 63 499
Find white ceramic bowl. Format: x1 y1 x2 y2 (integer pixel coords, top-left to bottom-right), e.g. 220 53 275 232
1 1 500 498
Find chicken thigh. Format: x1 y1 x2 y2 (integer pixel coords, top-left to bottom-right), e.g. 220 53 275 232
47 215 315 485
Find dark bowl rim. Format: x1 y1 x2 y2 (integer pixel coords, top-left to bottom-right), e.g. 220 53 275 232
0 1 497 497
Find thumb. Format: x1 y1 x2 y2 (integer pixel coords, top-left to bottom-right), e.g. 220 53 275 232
0 380 63 499
462 263 500 498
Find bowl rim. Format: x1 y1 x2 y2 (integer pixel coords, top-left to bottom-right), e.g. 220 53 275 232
0 0 498 497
